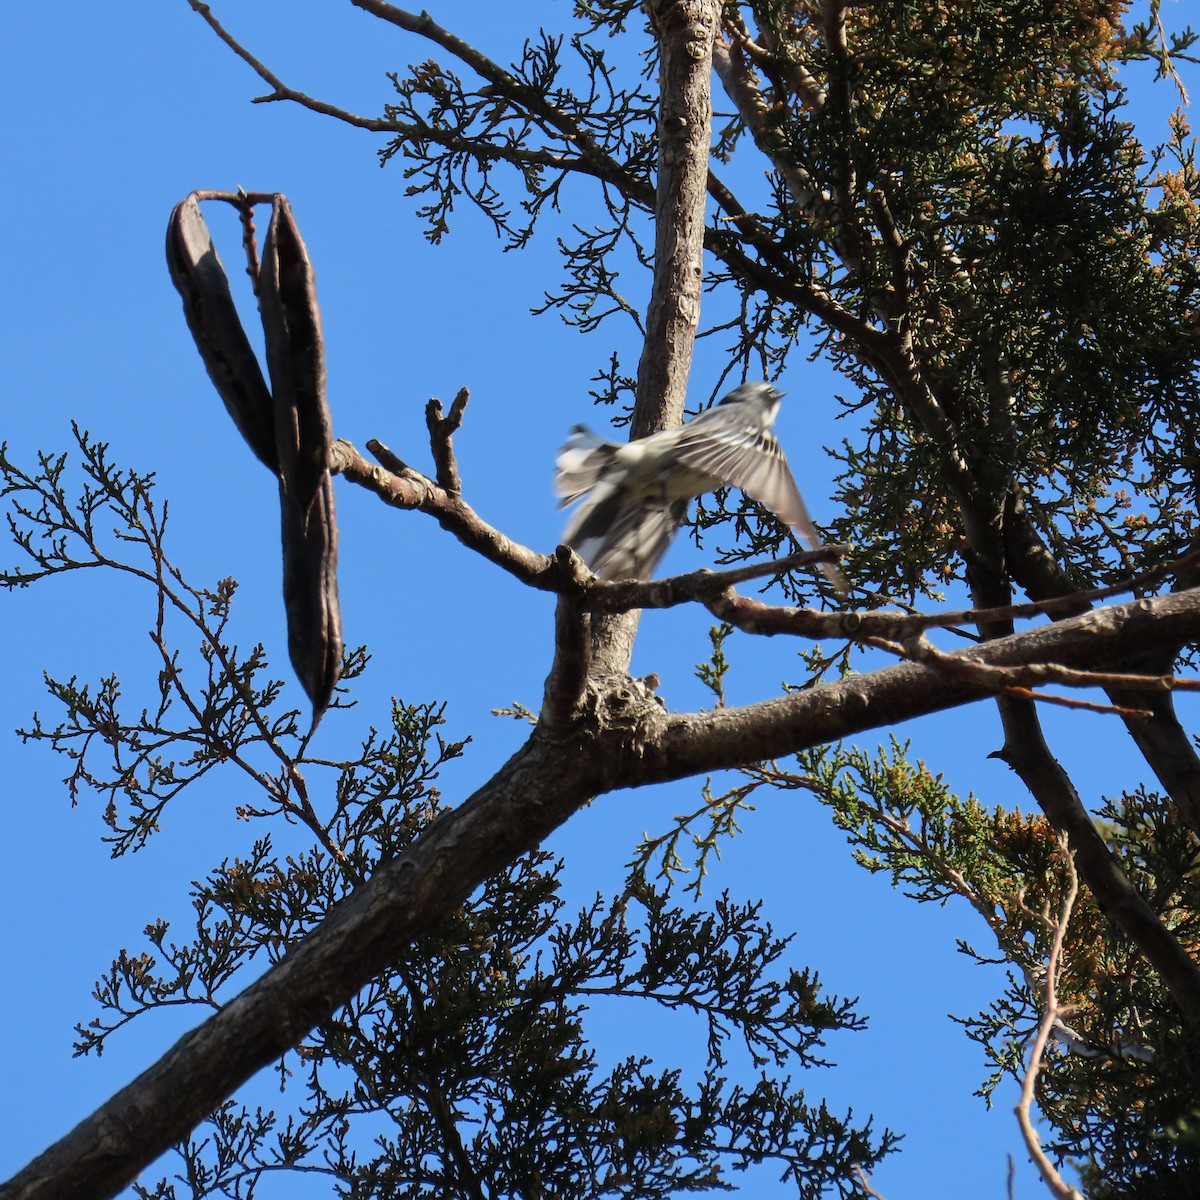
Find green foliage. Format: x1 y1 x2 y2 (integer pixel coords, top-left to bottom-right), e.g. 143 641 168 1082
798 743 1200 1195
375 0 1200 599
380 33 656 250
635 720 1200 1194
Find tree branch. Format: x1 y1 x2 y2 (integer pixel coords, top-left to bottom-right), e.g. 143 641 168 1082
634 0 720 437
993 692 1200 1023
1015 846 1085 1200
1004 490 1200 836
425 388 469 498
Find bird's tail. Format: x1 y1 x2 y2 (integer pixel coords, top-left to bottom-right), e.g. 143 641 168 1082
554 425 620 507
565 493 688 581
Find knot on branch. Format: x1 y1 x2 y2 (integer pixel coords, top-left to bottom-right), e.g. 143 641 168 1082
583 673 668 752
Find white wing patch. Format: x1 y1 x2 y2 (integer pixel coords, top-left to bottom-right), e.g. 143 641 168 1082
555 425 619 506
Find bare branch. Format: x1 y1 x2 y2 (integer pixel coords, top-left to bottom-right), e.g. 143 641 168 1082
1015 847 1085 1200
855 1165 888 1200
187 0 389 130
330 438 556 587
993 693 1200 1024
1005 494 1200 837
900 635 1157 718
425 387 469 497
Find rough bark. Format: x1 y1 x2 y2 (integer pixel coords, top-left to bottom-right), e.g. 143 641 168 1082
633 0 719 439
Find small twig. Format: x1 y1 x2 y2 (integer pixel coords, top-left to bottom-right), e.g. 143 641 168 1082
1016 845 1084 1200
425 388 469 497
235 191 263 293
867 184 910 300
332 438 556 586
364 438 416 479
184 189 278 292
900 635 1156 718
187 0 391 130
1150 0 1191 102
854 1165 887 1199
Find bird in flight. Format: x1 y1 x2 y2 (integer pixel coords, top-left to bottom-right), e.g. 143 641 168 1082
555 380 844 590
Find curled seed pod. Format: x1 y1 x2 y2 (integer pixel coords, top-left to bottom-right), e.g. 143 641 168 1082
280 472 343 721
260 196 331 517
166 194 278 471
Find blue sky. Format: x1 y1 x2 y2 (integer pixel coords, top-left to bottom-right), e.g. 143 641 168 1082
1 2 1194 1197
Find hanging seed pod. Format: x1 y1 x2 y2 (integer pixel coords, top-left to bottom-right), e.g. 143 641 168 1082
280 472 343 720
167 190 343 721
260 196 342 719
166 194 278 470
259 196 331 518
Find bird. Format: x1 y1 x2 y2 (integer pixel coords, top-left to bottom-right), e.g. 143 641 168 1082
554 380 844 589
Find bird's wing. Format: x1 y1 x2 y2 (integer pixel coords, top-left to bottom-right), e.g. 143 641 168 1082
554 425 620 507
672 414 847 592
671 417 811 534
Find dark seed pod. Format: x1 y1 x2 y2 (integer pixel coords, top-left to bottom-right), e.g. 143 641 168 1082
166 194 278 471
280 472 343 721
168 191 343 720
260 196 331 517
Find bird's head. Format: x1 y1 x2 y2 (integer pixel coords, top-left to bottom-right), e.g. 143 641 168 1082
717 380 784 417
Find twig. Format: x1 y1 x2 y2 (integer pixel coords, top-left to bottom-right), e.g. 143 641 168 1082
425 388 469 497
1150 0 1191 102
363 438 415 478
854 1166 887 1199
1015 846 1085 1200
899 635 1156 718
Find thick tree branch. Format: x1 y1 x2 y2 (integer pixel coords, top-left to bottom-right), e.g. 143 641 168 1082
593 0 720 676
540 561 592 729
1004 492 1200 836
634 0 720 438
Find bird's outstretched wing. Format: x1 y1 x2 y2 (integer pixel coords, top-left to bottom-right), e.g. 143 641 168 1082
672 410 845 591
671 414 810 532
